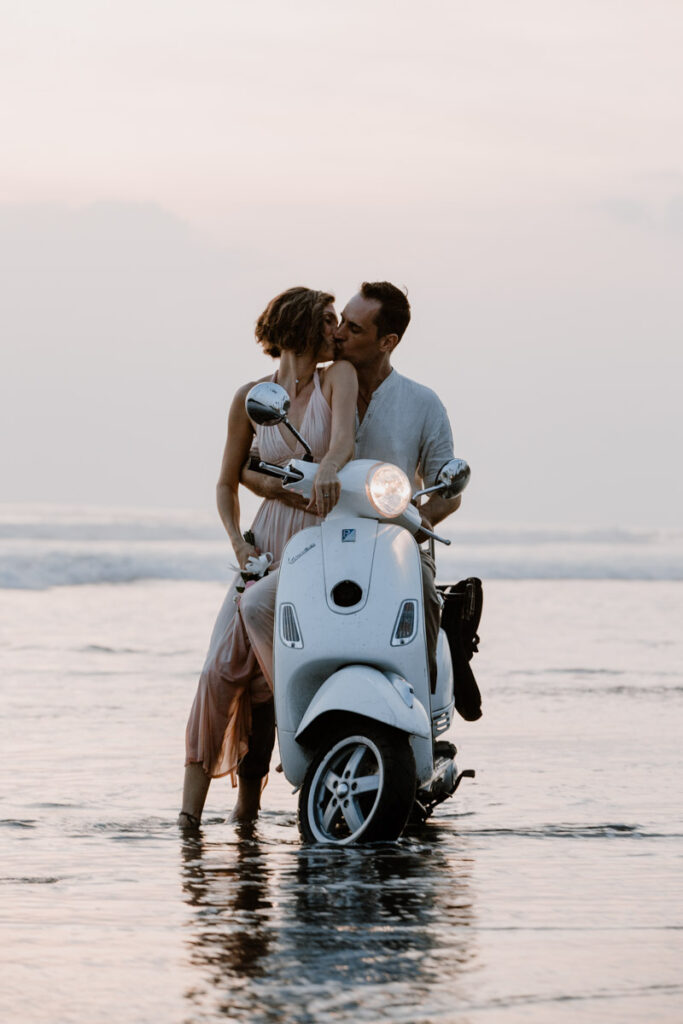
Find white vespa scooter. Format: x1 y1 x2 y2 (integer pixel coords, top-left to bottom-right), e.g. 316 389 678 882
246 382 475 845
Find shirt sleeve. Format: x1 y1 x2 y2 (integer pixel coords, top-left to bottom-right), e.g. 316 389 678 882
419 394 455 486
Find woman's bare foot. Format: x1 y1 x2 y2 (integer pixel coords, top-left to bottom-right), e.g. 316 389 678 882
228 776 263 822
177 810 201 831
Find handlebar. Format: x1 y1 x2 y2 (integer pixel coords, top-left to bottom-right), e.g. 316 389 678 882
247 455 453 546
257 461 305 484
247 453 306 483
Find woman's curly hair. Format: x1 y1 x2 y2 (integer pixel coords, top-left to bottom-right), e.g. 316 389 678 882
255 287 335 359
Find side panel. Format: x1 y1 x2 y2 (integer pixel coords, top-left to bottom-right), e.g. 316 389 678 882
433 630 455 714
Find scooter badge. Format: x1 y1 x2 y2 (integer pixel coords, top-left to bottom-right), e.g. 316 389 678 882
341 529 356 543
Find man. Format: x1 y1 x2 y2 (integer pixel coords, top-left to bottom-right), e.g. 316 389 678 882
235 281 461 819
333 282 461 687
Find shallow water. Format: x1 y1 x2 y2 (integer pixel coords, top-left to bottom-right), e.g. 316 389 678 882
1 579 682 1023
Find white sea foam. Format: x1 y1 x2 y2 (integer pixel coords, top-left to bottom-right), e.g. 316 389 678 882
1 504 682 588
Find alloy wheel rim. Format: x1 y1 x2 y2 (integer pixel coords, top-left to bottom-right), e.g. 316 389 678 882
307 735 384 844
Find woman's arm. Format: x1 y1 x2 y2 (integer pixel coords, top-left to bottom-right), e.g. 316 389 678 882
216 383 261 569
309 360 358 516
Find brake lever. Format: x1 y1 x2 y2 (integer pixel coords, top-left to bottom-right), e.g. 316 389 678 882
419 527 451 545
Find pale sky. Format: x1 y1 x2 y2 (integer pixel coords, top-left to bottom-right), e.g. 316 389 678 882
2 0 682 526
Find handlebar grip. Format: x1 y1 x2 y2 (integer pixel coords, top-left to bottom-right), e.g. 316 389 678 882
246 454 292 480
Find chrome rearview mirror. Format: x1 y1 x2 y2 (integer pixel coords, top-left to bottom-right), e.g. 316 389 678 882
245 382 314 459
412 458 471 501
436 458 471 498
245 381 291 425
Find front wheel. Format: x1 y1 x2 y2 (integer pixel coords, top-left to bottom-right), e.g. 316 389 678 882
297 717 416 845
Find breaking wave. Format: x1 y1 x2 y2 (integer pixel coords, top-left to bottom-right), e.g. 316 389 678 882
2 504 683 588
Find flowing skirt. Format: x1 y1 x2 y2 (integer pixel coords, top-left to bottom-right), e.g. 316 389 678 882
184 499 318 783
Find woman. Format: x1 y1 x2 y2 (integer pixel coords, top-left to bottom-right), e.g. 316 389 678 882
179 287 357 827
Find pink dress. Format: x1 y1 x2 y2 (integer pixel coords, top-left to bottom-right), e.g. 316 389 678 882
185 371 332 781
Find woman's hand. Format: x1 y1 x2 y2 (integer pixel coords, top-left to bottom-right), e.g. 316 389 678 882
233 536 261 570
307 462 341 518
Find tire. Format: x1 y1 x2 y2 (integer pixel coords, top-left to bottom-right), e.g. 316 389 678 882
297 716 416 845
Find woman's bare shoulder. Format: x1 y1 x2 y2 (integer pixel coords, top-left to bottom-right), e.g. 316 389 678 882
233 373 272 401
228 375 272 424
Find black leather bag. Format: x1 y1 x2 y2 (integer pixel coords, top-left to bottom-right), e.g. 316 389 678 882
437 577 483 721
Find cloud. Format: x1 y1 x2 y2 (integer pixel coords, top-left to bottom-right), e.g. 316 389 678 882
596 178 683 236
0 200 222 271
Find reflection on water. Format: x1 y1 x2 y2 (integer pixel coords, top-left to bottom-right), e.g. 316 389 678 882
180 823 476 1022
181 824 275 985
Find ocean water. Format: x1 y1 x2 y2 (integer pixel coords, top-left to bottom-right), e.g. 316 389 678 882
2 503 683 588
1 506 682 1023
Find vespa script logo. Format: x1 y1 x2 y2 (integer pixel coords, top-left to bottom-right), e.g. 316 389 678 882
288 542 316 564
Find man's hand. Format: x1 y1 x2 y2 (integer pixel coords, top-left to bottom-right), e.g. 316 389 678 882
413 493 462 544
413 510 435 546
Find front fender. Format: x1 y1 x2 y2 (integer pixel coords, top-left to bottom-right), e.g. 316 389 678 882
295 665 431 742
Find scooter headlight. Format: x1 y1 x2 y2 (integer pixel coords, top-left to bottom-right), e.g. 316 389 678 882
365 463 412 518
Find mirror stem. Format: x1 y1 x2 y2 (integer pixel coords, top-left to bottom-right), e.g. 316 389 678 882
412 482 445 501
284 421 314 459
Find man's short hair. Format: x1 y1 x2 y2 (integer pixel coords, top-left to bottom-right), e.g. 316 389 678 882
360 281 411 341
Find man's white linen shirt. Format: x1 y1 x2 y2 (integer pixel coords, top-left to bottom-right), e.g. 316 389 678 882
353 370 455 488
